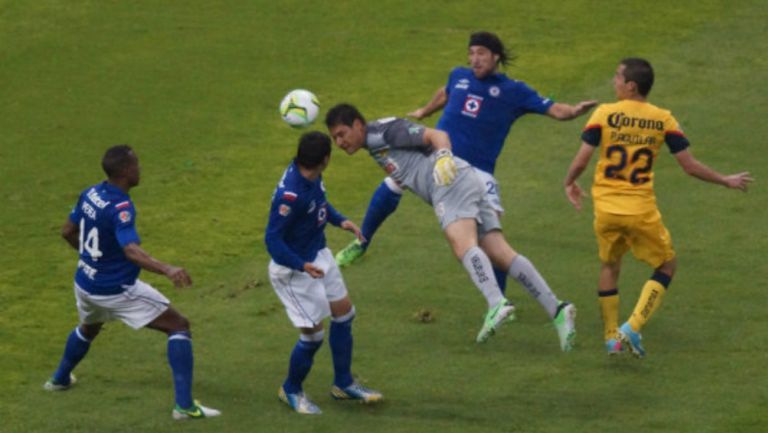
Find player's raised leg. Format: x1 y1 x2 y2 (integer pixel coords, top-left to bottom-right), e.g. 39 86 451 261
444 219 514 343
147 307 221 420
336 178 402 267
44 323 101 391
481 231 576 351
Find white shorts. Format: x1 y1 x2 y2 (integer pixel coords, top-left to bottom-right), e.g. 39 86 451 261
269 248 349 328
472 168 504 213
74 280 170 330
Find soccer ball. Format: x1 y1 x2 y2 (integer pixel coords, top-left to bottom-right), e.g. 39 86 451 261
279 89 320 128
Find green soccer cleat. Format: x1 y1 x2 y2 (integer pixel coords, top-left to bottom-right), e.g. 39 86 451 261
335 240 366 267
476 299 516 343
172 400 221 420
331 381 383 404
43 373 77 391
553 302 577 352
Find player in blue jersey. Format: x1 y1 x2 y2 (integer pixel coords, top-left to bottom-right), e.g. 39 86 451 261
44 145 220 421
335 31 596 295
265 131 382 415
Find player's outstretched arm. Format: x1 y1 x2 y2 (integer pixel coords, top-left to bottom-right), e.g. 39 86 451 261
547 100 599 121
563 142 596 210
123 243 192 288
61 219 79 250
408 87 447 120
674 149 754 191
339 220 366 244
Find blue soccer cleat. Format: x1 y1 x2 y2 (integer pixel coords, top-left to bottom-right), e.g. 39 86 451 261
331 381 383 404
605 338 624 355
278 386 322 414
618 322 645 358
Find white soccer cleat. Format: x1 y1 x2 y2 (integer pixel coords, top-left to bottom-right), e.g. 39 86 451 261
278 386 322 415
43 373 77 391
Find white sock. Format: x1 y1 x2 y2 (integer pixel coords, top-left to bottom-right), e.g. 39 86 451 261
461 246 504 308
508 254 560 318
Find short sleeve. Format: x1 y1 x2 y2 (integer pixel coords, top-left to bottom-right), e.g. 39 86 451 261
514 81 555 114
581 106 604 147
112 202 141 247
664 114 690 154
383 118 427 149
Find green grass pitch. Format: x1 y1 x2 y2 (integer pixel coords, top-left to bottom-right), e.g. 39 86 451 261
1 1 766 432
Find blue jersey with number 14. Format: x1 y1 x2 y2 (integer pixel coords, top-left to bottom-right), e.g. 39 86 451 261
68 181 141 295
436 67 554 174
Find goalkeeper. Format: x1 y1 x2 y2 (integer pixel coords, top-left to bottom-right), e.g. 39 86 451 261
325 103 576 351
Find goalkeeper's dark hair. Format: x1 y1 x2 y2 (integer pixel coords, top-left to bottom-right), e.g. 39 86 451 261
102 144 136 178
296 131 332 169
621 57 654 96
325 103 366 129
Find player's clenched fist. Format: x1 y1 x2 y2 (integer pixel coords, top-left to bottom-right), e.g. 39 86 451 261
433 149 458 186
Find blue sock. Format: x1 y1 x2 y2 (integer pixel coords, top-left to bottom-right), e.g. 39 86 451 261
53 327 92 384
283 337 323 394
494 267 508 295
167 332 194 409
330 308 355 388
360 181 402 247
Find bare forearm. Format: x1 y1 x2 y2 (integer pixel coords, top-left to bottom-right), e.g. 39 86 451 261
124 244 172 275
412 88 447 119
684 160 727 186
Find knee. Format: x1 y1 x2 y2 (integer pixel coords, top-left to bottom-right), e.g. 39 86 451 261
657 258 677 277
79 324 102 340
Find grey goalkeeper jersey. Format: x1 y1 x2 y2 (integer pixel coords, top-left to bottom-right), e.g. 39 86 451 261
365 117 470 205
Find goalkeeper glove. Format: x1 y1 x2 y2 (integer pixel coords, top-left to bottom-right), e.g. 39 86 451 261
433 148 458 186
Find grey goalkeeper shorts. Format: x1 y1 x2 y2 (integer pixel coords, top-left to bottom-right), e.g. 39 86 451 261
432 166 501 237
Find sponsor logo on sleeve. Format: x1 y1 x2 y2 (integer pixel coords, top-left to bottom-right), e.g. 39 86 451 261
115 201 131 210
279 204 291 216
282 191 298 202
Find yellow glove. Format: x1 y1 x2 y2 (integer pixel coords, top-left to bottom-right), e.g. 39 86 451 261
433 149 458 186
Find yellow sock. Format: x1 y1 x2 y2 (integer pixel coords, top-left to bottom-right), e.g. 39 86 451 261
628 272 670 332
598 289 620 341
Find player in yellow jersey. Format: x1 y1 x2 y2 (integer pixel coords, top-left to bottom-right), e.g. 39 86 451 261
562 58 753 357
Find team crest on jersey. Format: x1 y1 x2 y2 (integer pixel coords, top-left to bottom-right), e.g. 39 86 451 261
279 204 291 216
118 210 132 223
489 86 500 97
462 94 483 118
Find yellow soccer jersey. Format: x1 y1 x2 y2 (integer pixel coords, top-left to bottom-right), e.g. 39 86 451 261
581 100 690 215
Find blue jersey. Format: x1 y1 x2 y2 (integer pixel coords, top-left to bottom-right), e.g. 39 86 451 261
265 161 346 271
436 67 554 174
68 182 141 295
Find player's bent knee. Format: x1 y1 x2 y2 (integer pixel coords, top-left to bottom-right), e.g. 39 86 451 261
79 323 103 340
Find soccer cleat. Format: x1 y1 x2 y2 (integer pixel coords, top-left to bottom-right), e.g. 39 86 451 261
476 299 516 343
553 302 577 352
278 386 322 414
335 240 366 267
172 400 221 420
618 322 646 358
605 338 624 355
43 373 77 391
331 381 383 404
